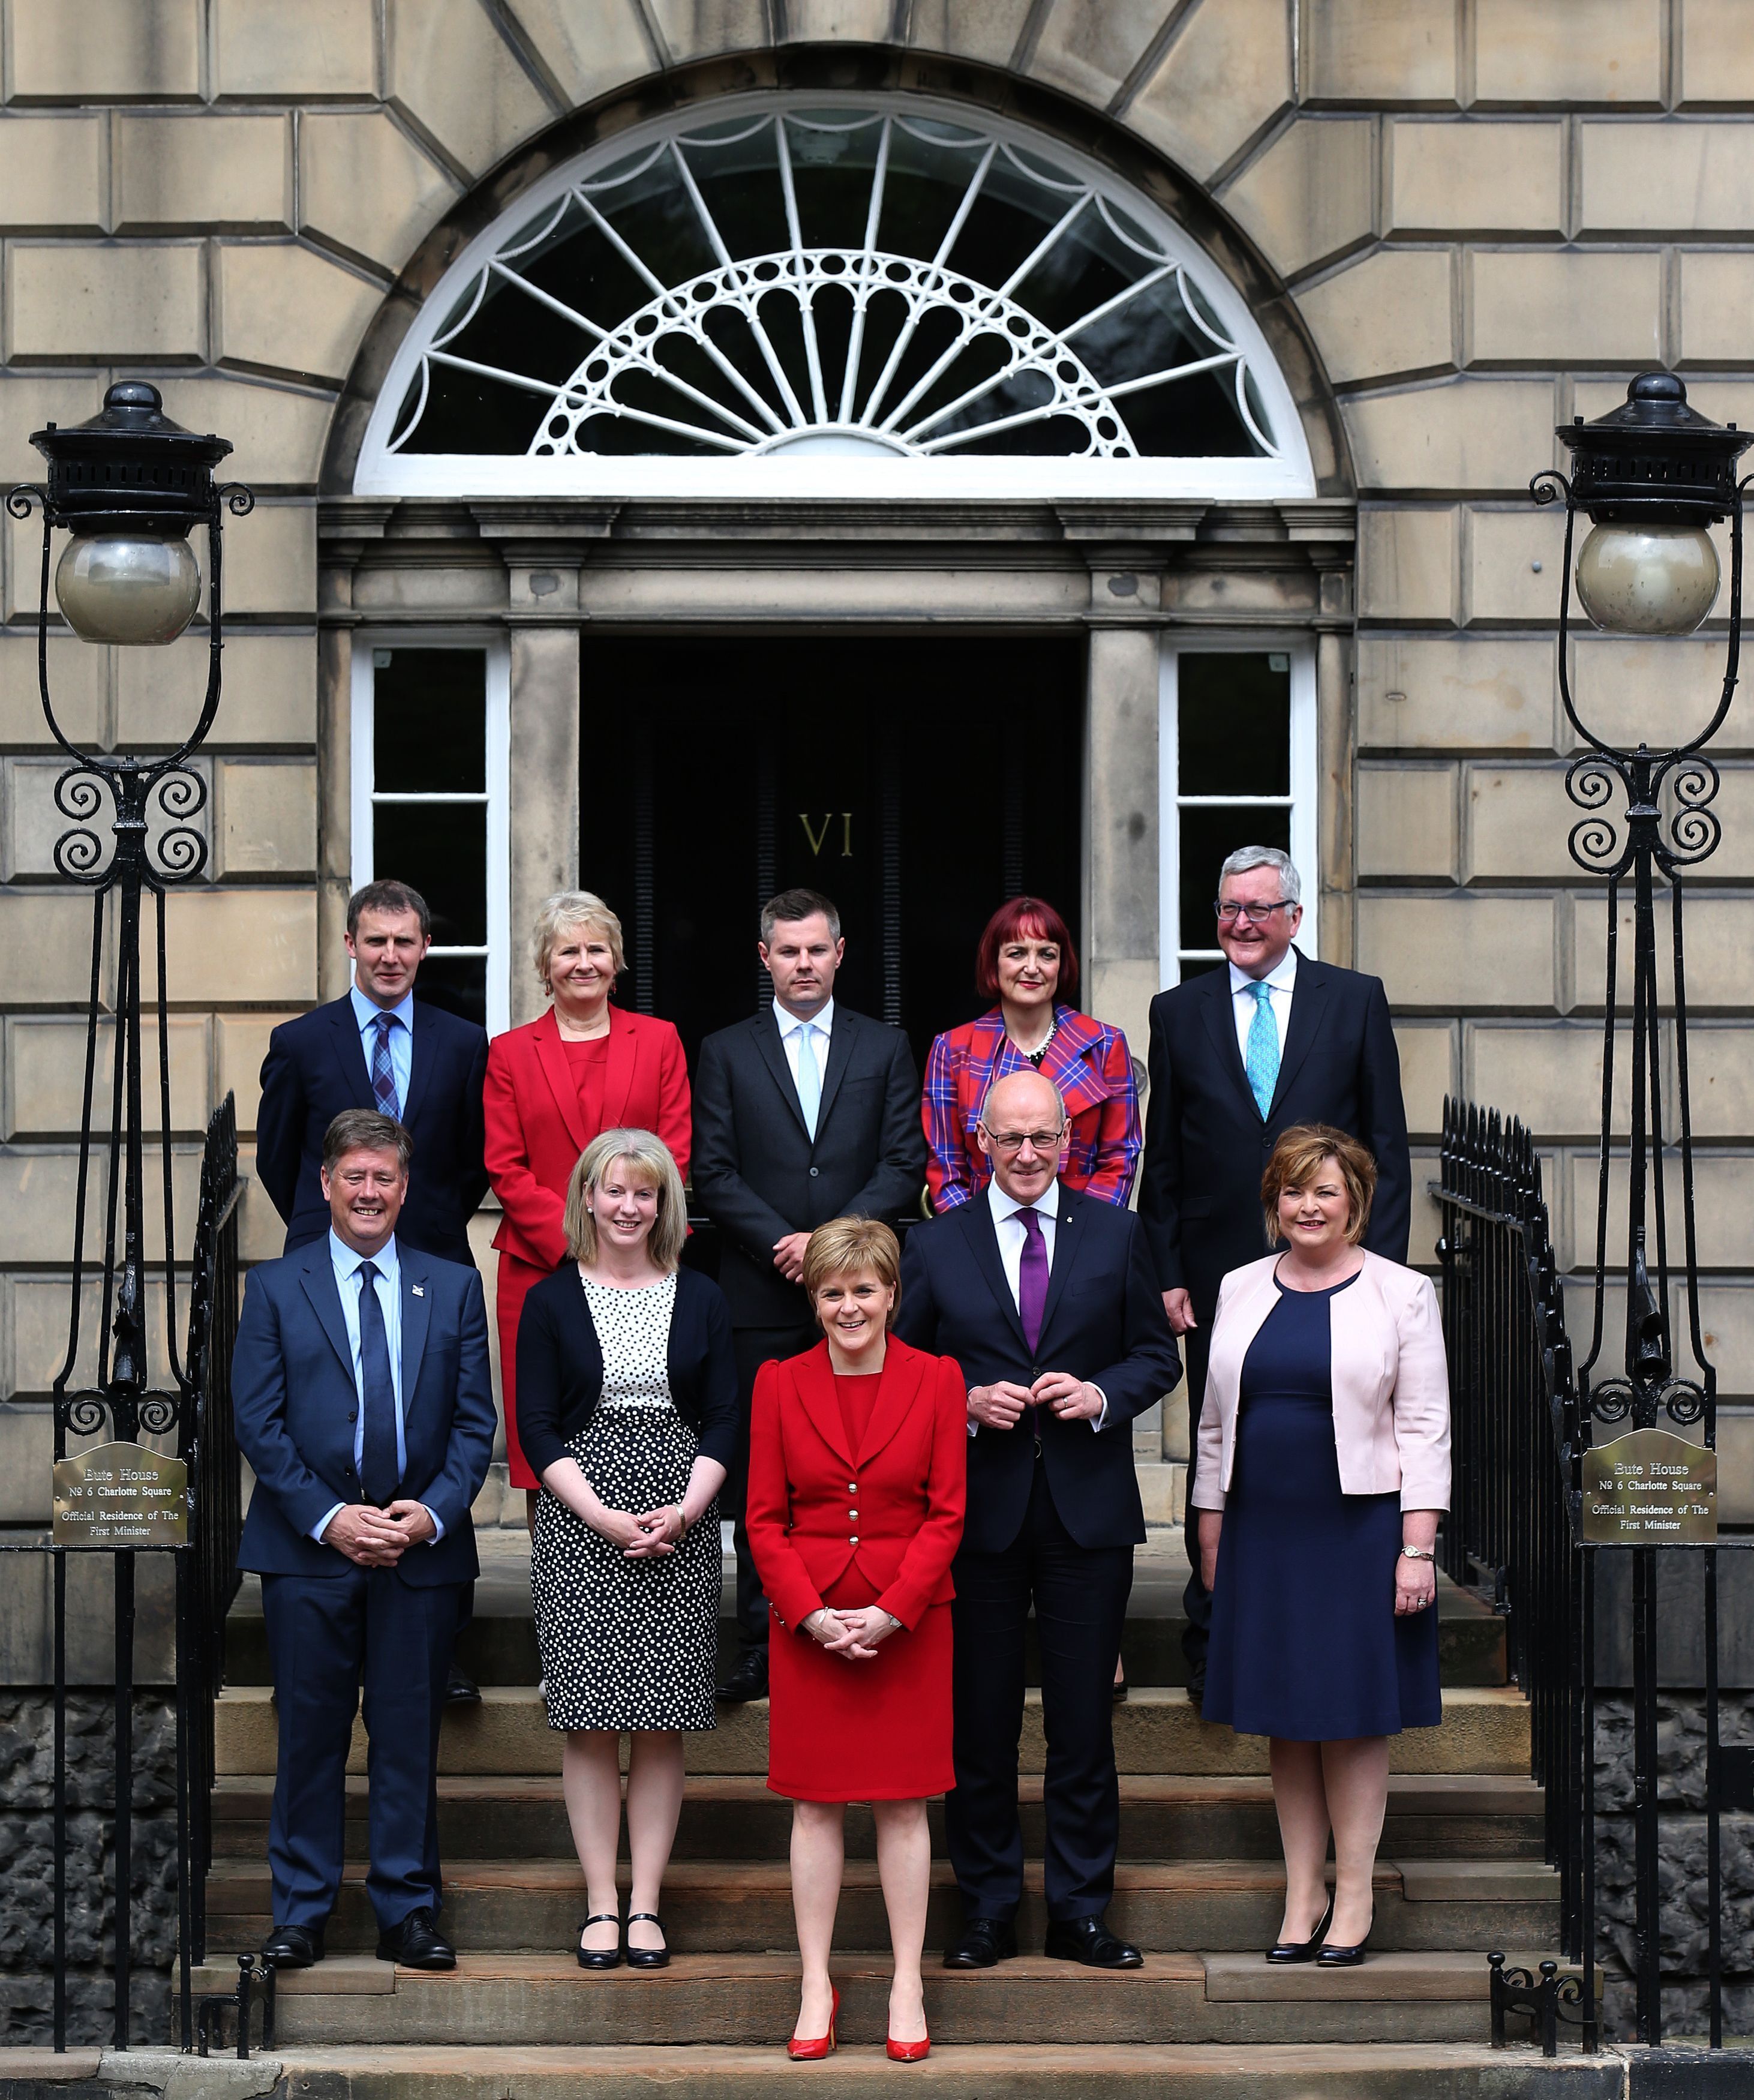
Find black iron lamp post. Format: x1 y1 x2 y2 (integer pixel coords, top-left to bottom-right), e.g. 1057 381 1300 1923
7 381 251 2051
1531 372 1752 2046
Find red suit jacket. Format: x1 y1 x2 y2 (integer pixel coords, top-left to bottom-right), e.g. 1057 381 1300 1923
483 1004 692 1271
746 1336 966 1634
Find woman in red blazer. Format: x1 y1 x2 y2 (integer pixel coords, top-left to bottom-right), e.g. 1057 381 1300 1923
485 891 691 1513
746 1217 965 2063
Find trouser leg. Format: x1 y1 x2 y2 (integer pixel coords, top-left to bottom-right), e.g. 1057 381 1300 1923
1180 1319 1214 1678
262 1569 367 1930
1029 1468 1133 1920
359 1572 467 1930
729 1323 815 1658
945 1527 1031 1922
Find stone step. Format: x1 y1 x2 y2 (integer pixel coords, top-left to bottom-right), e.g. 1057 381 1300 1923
192 1950 1579 2051
212 1686 1533 1779
238 2041 1623 2098
204 1855 1558 1956
211 1771 1548 1862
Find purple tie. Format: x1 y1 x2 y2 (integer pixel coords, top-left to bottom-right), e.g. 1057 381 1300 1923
1018 1207 1049 1354
371 1012 401 1121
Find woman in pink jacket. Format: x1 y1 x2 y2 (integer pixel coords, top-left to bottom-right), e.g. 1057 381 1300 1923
1194 1123 1450 1972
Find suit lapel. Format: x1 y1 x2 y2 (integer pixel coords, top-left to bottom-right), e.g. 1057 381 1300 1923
794 1340 854 1469
400 1001 433 1128
299 1247 356 1383
753 1010 813 1142
961 1196 1028 1351
855 1336 930 1468
1269 953 1327 1115
399 1248 433 1421
812 1011 855 1138
326 998 375 1111
600 1006 639 1131
532 1007 591 1157
1199 967 1259 1121
1037 1188 1089 1344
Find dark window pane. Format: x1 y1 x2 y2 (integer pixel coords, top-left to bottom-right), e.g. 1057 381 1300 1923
373 802 486 946
1178 654 1290 796
374 652 485 791
413 954 488 1030
1178 803 1291 950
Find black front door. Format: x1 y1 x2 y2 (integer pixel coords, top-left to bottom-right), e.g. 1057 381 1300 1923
581 635 1086 1075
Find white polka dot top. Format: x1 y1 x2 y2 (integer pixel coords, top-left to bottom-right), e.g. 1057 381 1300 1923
579 1271 677 1412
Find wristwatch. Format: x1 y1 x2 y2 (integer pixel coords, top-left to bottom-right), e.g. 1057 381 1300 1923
1399 1546 1435 1562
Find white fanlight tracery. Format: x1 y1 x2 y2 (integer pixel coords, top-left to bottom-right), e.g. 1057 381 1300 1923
356 95 1316 500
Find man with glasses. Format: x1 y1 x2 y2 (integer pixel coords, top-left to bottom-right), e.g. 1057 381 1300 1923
1139 845 1410 1709
896 1068 1179 1973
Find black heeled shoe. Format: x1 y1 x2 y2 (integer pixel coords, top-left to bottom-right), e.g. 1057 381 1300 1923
576 1913 621 1970
1265 1895 1334 1965
1316 1910 1374 1967
625 1910 669 1970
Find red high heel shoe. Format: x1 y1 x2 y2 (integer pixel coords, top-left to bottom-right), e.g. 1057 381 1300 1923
886 2032 931 2062
787 1985 840 2061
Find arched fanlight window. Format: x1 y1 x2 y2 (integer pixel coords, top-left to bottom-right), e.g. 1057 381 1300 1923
356 94 1314 499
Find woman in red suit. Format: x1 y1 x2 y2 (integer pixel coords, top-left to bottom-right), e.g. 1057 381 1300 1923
485 891 691 1519
746 1217 965 2063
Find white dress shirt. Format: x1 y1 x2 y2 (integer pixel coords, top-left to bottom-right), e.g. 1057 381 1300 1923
311 1229 443 1544
774 996 833 1114
1229 946 1297 1065
350 983 415 1112
980 1178 1108 1433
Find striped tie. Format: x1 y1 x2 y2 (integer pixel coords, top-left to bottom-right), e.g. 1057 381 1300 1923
371 1012 401 1121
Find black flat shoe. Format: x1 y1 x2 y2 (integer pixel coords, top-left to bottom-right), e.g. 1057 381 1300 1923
1112 1675 1130 1703
259 1922 324 1969
716 1652 768 1703
376 1906 456 1970
1043 1915 1143 1969
1316 1913 1374 1967
625 1911 669 1969
1266 1895 1334 1964
445 1665 482 1706
576 1913 621 1970
942 1917 1017 1969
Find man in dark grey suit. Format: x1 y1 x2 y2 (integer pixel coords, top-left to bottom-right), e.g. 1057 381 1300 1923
692 887 927 1701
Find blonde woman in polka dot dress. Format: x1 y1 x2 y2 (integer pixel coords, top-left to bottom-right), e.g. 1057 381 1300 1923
516 1128 737 1971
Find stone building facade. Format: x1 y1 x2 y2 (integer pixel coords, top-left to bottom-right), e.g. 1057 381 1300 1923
2 0 1753 1551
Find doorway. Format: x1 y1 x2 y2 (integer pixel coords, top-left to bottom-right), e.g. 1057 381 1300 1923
581 635 1086 1073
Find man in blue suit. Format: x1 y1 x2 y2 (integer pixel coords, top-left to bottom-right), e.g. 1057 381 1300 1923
232 1108 496 1972
255 879 490 1270
895 1068 1180 1975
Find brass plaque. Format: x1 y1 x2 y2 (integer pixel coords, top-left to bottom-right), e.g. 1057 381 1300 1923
1582 1427 1716 1546
52 1441 188 1549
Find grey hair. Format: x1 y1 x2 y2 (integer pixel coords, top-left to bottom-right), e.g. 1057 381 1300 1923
1218 844 1301 907
533 890 625 988
977 1069 1067 1132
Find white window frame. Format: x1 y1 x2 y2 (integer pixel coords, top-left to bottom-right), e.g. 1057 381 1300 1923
350 631 512 1037
1158 635 1318 988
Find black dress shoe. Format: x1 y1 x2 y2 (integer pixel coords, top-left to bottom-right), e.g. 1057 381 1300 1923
1316 1913 1373 1968
259 1922 324 1968
576 1913 621 1970
942 1917 1017 1969
716 1652 768 1703
624 1910 669 1970
1044 1915 1143 1969
445 1665 481 1706
377 1906 456 1970
1266 1895 1334 1964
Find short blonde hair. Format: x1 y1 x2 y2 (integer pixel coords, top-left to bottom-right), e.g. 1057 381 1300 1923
563 1127 687 1272
802 1216 902 1330
533 890 625 991
1261 1123 1377 1247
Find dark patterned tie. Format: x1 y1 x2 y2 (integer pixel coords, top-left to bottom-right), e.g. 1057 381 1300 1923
371 1012 401 1121
356 1259 400 1508
1018 1208 1049 1355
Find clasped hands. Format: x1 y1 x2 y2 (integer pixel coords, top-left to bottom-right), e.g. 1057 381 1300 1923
967 1371 1103 1430
322 1499 436 1567
593 1504 689 1558
804 1604 897 1662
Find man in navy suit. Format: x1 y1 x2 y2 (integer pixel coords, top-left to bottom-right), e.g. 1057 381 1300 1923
232 1108 496 1973
895 1068 1179 1973
1139 844 1411 1705
255 879 490 1269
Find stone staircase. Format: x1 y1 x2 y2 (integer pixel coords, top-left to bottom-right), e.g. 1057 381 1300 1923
190 1538 1602 2092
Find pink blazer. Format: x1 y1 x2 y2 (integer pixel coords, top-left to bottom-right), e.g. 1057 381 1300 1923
1192 1249 1451 1513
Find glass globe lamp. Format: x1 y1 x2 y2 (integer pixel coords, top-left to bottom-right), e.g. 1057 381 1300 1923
1574 521 1721 637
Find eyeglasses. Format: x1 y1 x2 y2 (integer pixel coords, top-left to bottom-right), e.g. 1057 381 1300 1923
981 1127 1067 1154
1214 899 1294 925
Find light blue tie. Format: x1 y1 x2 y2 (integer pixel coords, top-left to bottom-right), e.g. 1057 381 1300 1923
1245 982 1280 1121
794 1021 821 1138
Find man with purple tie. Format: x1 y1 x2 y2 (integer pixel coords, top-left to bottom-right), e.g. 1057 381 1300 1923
894 1069 1180 1972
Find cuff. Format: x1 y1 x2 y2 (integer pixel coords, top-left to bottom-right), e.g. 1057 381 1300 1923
311 1502 344 1543
1089 1384 1109 1433
422 1502 446 1543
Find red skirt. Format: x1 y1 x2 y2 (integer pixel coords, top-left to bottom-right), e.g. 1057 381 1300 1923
766 1570 954 1803
495 1250 551 1491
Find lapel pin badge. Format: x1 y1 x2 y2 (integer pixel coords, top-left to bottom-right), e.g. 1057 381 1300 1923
412 1285 425 1297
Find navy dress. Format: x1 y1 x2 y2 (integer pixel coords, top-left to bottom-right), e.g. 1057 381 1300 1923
1203 1271 1440 1740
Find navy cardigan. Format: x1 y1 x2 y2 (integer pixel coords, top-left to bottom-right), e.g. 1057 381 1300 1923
514 1261 739 1478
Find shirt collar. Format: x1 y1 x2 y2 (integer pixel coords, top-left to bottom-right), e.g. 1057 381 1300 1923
774 995 834 1040
1228 947 1298 1000
988 1176 1061 1226
351 983 415 1034
329 1228 400 1284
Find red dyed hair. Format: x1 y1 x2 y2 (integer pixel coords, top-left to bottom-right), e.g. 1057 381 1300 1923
974 896 1080 1001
